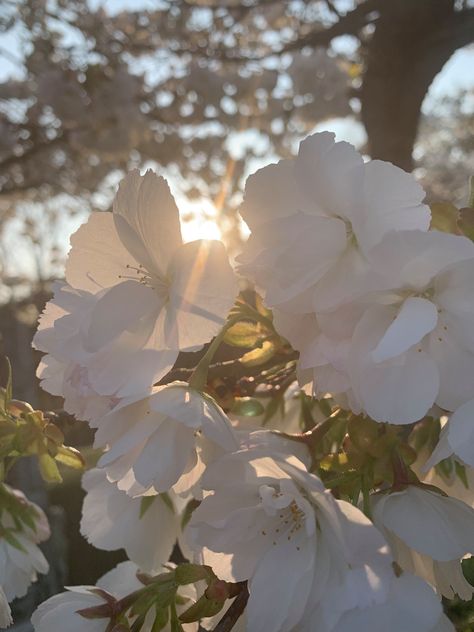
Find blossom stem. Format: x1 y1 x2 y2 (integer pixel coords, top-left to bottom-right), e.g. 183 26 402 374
391 450 411 491
188 317 253 391
213 582 249 632
361 468 373 519
278 408 342 448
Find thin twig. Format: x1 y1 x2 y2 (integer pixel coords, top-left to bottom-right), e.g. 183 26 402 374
213 583 249 632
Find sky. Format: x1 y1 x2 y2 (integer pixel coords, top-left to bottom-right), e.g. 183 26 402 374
0 2 473 282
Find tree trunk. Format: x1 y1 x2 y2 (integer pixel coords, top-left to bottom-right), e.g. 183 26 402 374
361 0 457 171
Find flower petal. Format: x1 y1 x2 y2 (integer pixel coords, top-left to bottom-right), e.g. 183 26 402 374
354 159 430 254
113 169 182 277
167 240 238 350
371 297 438 363
446 399 474 467
84 280 161 353
296 131 363 220
66 211 136 292
239 159 302 228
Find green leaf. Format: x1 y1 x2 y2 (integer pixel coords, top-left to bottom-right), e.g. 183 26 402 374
170 602 185 632
223 321 266 348
43 423 65 445
240 340 276 367
54 445 85 469
159 492 174 513
255 293 273 320
131 584 176 617
459 206 474 241
435 456 455 480
429 202 459 234
455 461 469 489
175 564 214 586
140 496 156 519
469 175 474 208
262 394 284 425
231 397 265 417
1 528 27 553
1 358 13 412
181 499 200 530
178 593 225 624
38 453 62 483
151 606 169 631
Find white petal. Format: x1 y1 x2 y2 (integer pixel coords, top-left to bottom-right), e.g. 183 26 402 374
332 573 442 632
82 471 178 574
31 591 106 632
429 320 474 411
432 613 456 632
84 280 161 353
0 586 12 628
423 424 454 471
97 561 142 598
167 240 238 350
237 213 347 308
354 159 430 254
313 243 388 313
239 159 302 228
66 211 136 293
447 399 474 467
133 421 195 492
296 131 363 220
85 322 177 397
370 230 474 290
272 310 318 353
113 169 182 277
351 306 439 424
375 487 474 561
371 297 438 363
246 538 315 632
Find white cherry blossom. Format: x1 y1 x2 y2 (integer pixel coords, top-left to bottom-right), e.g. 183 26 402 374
32 561 198 632
277 230 474 423
80 468 180 573
189 453 392 632
310 573 451 632
33 283 121 422
0 586 12 629
0 487 50 601
95 382 238 497
372 485 474 599
345 231 474 423
238 131 430 314
426 399 474 470
64 170 238 395
421 458 474 508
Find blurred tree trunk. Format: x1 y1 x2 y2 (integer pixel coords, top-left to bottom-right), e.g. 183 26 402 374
360 0 470 171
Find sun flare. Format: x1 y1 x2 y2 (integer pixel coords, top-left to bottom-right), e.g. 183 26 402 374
178 197 222 243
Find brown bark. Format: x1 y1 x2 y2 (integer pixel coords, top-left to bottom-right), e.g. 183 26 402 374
360 0 473 171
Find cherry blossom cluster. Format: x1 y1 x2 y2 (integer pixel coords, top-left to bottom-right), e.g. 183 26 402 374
2 132 474 630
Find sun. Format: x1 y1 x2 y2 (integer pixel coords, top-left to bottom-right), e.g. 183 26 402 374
178 197 222 243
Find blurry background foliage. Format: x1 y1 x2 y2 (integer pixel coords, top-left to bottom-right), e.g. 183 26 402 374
0 0 474 300
0 0 474 628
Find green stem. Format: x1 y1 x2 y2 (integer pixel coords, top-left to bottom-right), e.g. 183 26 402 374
188 317 250 391
361 468 373 519
323 471 359 490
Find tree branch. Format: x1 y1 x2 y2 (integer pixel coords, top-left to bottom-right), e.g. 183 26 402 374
281 0 381 53
159 350 298 391
430 6 474 50
154 0 382 63
213 583 249 632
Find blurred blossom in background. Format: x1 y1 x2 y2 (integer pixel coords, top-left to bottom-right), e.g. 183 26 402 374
0 0 473 303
